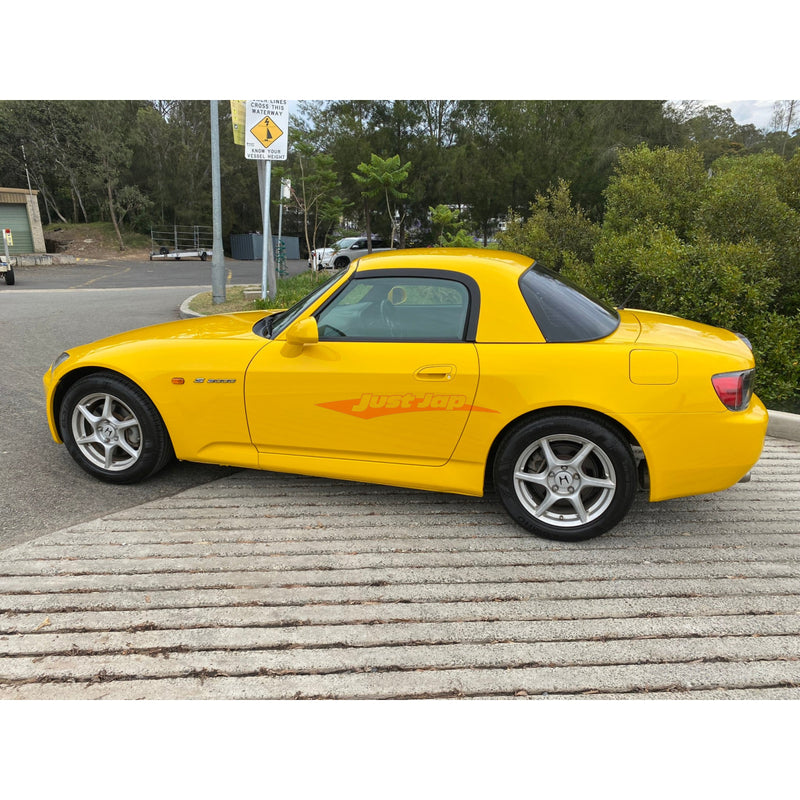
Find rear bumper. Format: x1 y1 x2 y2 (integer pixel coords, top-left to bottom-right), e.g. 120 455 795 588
636 396 768 502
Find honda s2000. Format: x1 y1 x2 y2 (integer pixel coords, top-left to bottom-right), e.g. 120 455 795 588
43 249 767 541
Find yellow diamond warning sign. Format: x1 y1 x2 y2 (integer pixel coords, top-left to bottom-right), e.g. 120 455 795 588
250 116 284 148
245 100 289 161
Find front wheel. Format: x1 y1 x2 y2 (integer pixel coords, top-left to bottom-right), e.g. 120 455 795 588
4 268 14 285
59 373 174 484
493 414 637 541
333 255 350 269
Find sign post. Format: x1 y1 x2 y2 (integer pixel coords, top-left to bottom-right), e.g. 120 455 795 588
210 101 226 304
3 229 11 262
244 100 289 300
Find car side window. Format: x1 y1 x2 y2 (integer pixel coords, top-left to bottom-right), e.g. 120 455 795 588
316 276 471 341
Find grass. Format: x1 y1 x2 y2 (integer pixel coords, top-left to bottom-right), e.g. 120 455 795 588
44 220 151 252
188 270 329 315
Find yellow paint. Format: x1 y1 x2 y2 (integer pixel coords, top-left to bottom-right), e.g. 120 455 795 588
43 249 767 504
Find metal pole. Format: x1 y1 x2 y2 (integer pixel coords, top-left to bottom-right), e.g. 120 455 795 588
266 161 277 299
259 160 277 300
210 100 226 304
277 178 284 248
259 161 268 300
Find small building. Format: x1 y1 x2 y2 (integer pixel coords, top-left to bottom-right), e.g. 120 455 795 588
0 188 46 254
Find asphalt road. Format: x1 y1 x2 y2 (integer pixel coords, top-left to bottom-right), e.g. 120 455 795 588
0 258 278 550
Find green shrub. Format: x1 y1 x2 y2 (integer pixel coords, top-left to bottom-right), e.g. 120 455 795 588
497 180 599 271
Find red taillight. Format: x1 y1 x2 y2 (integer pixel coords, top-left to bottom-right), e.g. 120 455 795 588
711 370 754 411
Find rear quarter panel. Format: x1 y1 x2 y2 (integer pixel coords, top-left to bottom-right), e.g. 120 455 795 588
457 339 766 501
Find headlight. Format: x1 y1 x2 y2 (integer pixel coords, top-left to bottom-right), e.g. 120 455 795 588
51 352 71 372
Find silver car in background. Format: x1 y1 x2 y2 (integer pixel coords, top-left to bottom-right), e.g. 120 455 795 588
310 236 398 270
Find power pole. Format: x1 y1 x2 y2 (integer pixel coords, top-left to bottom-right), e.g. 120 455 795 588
210 100 226 304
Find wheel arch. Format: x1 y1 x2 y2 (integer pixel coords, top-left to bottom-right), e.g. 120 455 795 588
483 405 647 490
52 367 166 442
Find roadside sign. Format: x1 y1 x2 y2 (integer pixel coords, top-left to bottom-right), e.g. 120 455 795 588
245 100 289 161
230 100 246 145
3 229 12 246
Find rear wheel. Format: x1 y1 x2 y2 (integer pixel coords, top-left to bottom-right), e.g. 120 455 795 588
4 268 14 285
333 255 350 269
59 373 174 484
493 413 637 541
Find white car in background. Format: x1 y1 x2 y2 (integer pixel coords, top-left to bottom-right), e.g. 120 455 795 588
310 236 398 270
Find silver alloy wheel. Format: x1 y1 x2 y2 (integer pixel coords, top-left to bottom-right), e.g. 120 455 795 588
70 391 143 472
512 433 617 528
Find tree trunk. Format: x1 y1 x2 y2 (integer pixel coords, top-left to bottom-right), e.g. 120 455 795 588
364 198 372 252
41 184 68 224
107 182 125 251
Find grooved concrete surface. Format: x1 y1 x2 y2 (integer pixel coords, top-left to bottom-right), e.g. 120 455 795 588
1 437 799 700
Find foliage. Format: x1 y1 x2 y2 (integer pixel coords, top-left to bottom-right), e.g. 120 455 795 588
2 99 799 408
352 154 411 246
602 145 707 238
696 152 800 312
429 204 476 246
496 180 600 271
562 144 800 409
252 269 319 310
279 135 348 262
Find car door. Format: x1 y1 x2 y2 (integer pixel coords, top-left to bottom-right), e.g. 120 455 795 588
244 271 481 466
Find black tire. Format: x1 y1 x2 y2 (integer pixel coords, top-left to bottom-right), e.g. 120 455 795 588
4 268 14 285
333 255 350 269
493 413 637 542
59 373 174 484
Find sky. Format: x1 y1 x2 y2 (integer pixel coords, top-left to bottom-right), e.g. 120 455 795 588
704 100 779 130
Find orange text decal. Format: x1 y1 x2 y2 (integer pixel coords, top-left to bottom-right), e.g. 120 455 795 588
317 393 498 420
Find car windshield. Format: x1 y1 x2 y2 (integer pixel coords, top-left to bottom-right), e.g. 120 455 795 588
519 262 620 342
334 237 359 250
255 271 346 339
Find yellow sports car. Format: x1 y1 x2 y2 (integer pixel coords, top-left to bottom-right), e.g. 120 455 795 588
43 249 767 541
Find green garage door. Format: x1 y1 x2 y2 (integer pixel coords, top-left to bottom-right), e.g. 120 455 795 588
0 204 33 254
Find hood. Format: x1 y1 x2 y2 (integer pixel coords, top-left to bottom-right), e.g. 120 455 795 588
53 311 278 376
75 310 273 351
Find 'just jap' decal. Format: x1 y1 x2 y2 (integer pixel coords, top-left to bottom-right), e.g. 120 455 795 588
317 393 498 420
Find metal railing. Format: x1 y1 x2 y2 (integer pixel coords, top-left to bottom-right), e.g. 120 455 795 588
150 225 213 261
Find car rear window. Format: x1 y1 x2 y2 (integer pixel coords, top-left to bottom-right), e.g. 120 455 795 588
519 262 620 342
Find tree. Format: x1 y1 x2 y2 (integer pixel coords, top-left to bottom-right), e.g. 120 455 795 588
565 144 800 410
282 136 347 268
429 204 475 246
352 154 412 248
770 100 799 156
496 180 600 271
79 101 145 250
602 145 707 238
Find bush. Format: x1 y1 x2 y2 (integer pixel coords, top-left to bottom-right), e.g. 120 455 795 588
496 180 599 271
602 145 706 238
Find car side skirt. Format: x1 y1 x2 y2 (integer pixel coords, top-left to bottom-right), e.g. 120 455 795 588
255 451 487 497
